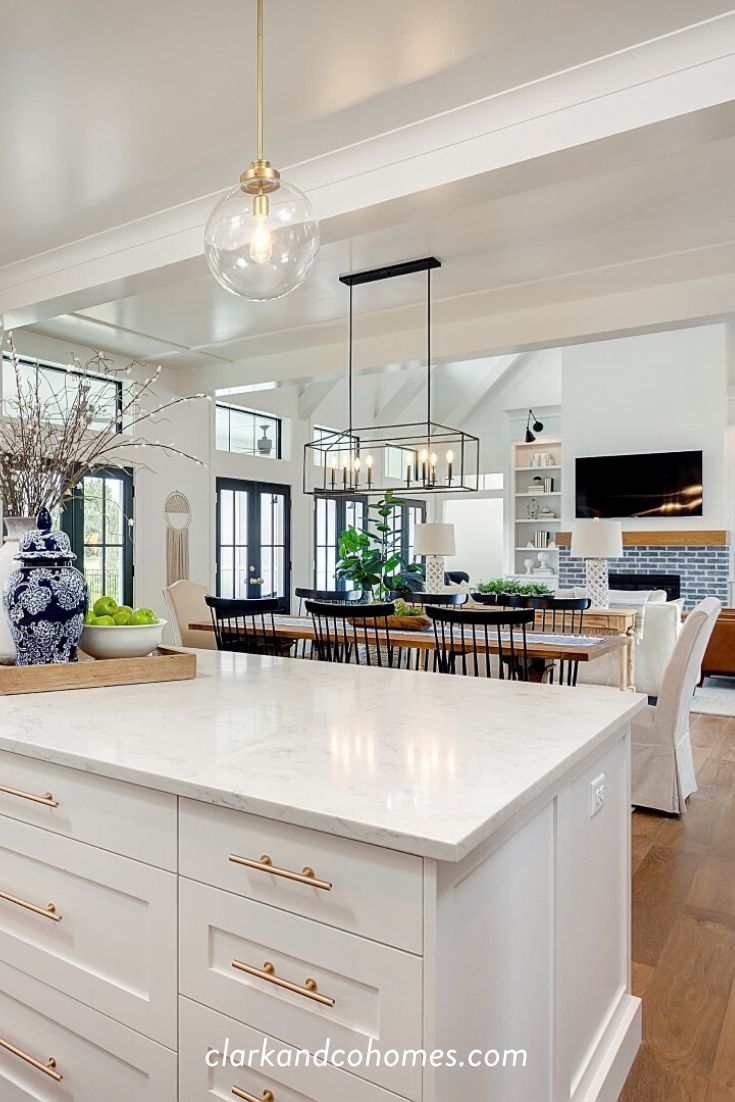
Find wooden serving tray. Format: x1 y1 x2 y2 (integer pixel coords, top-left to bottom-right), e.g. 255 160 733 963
0 647 196 696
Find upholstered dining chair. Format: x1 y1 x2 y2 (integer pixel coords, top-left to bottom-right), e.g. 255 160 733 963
632 595 720 814
305 600 397 667
205 596 294 657
163 580 216 650
427 606 535 679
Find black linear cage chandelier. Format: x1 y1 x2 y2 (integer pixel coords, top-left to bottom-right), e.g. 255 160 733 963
303 257 480 496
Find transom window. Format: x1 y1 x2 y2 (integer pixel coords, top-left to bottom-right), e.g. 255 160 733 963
2 354 122 432
311 425 360 468
216 404 282 458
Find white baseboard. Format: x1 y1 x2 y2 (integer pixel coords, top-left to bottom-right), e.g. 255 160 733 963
572 994 642 1102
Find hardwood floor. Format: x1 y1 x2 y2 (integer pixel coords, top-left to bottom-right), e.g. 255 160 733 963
620 713 735 1101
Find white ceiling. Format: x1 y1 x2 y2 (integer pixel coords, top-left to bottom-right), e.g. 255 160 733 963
1 0 732 266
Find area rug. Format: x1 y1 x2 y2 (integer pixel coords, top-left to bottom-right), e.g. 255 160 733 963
691 676 735 717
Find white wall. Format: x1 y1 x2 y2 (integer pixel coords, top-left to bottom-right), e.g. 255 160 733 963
560 325 729 530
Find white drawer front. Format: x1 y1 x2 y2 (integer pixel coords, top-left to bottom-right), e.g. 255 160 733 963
0 750 176 870
0 960 176 1102
179 798 423 953
180 995 403 1102
180 878 423 1101
0 816 177 1048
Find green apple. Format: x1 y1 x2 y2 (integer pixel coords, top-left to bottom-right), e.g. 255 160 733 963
113 609 132 625
117 605 133 618
84 610 98 625
131 607 158 626
95 615 115 626
93 595 118 618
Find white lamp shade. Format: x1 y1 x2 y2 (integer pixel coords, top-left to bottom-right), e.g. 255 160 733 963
414 523 456 557
570 519 623 560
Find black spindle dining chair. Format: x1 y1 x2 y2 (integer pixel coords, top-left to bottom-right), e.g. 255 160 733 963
527 596 591 686
391 591 468 607
205 596 294 657
305 600 397 667
427 606 535 679
294 588 362 658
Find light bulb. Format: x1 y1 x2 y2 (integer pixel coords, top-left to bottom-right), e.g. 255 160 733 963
446 449 455 463
249 201 273 265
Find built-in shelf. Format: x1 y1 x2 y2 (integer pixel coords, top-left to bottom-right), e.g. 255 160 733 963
516 517 560 523
511 436 562 577
515 491 560 498
515 547 559 552
514 465 561 472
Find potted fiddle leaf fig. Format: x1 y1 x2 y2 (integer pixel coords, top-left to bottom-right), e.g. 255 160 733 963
336 489 423 601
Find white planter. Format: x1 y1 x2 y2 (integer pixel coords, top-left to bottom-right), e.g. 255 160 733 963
0 517 35 665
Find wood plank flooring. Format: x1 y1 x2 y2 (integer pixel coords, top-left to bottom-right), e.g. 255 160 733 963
619 713 735 1101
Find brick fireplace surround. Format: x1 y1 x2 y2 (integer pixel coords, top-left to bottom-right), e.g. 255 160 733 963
557 531 730 609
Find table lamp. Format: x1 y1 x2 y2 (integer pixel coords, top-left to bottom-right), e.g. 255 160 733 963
570 519 623 608
414 523 456 592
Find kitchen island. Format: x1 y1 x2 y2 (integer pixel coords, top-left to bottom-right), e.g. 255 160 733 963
0 651 645 1102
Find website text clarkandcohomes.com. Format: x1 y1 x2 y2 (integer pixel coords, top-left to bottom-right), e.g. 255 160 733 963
206 1037 529 1071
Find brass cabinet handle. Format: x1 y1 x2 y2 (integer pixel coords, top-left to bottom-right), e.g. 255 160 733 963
232 1089 274 1102
0 1036 63 1081
0 889 62 922
229 853 332 892
231 958 335 1008
0 784 59 808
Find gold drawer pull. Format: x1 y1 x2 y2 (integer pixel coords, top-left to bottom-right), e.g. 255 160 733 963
229 853 332 892
0 1036 63 1081
0 889 62 922
232 1089 274 1102
0 784 59 808
231 958 335 1008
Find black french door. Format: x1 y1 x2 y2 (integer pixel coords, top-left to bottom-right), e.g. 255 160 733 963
216 478 291 611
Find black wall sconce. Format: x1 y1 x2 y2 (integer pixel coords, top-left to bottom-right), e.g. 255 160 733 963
525 409 544 443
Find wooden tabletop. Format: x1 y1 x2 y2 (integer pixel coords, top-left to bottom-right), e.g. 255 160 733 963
189 616 629 663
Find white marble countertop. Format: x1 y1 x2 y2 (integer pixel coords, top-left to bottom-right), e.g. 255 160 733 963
0 651 645 861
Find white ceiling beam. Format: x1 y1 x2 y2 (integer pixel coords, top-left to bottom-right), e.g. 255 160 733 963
4 13 735 326
434 354 528 424
296 379 335 420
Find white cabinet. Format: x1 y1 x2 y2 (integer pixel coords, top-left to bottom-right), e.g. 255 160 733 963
0 751 176 870
179 798 423 953
179 877 423 1100
179 996 402 1102
0 816 177 1048
0 960 176 1102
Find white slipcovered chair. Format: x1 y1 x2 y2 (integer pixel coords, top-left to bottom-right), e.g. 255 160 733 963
631 596 721 814
163 580 216 650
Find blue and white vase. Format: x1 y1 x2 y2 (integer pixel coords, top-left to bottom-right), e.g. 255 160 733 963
2 508 88 666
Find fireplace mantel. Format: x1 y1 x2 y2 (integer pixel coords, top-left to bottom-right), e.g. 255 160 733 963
557 530 729 547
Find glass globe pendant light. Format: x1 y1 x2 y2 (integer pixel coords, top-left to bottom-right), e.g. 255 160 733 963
204 0 320 301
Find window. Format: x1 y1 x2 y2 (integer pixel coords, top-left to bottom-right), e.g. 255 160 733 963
61 468 134 608
216 478 291 610
2 354 122 432
216 404 282 458
314 495 366 590
311 426 359 468
384 445 414 481
313 496 423 589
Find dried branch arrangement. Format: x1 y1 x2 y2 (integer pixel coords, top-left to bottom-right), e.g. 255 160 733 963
0 332 210 517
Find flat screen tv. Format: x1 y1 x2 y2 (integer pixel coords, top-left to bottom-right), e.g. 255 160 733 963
575 450 703 519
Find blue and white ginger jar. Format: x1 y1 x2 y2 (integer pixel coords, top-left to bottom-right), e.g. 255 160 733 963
2 508 88 666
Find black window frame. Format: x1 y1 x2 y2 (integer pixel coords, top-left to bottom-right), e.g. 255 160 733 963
61 466 134 608
215 477 291 612
215 403 283 459
314 494 426 590
1 352 123 431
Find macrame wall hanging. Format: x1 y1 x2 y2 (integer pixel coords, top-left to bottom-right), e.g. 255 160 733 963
164 490 191 586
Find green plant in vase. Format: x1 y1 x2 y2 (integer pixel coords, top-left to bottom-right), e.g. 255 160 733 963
336 490 423 601
475 577 554 597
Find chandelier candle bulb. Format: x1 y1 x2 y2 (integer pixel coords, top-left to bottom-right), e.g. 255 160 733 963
353 457 361 487
420 449 429 483
430 452 438 485
329 457 337 490
446 449 454 484
366 455 374 488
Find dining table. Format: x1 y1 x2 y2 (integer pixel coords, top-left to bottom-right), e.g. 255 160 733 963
189 614 635 690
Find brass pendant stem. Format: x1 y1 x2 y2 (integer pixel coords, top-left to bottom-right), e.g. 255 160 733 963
256 0 264 163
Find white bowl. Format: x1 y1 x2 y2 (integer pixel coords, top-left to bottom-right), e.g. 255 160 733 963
81 620 167 660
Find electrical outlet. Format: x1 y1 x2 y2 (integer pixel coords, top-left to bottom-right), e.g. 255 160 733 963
589 773 606 817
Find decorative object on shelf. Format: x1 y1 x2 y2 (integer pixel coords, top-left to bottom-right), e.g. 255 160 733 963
524 409 544 443
164 491 191 586
523 558 535 576
335 490 423 599
570 518 623 608
3 508 88 666
527 497 540 519
535 551 554 576
543 476 554 493
204 0 319 301
547 537 557 550
0 517 35 664
530 452 556 468
303 258 480 496
530 475 544 492
539 504 556 519
414 523 456 592
257 423 274 456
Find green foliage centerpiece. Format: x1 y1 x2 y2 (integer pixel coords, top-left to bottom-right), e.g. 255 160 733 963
336 490 423 601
